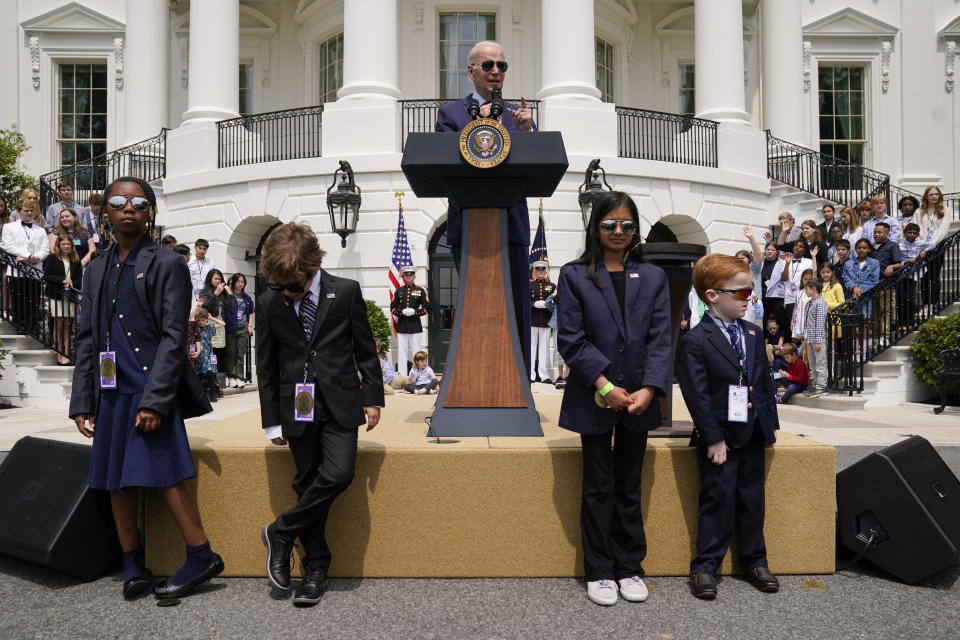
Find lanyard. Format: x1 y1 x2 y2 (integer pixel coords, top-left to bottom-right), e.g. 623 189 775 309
102 258 128 351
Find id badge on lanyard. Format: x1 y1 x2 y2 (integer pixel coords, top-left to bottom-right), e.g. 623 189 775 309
99 351 117 389
295 362 315 422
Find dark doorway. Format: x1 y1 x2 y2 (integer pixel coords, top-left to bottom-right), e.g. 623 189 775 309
427 223 459 373
245 221 282 298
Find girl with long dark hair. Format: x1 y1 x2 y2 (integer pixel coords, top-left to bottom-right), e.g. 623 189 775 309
556 191 672 606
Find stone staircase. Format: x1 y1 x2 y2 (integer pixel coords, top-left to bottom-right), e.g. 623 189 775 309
768 182 834 223
0 320 73 408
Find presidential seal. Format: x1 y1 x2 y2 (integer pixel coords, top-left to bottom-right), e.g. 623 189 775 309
459 117 511 169
295 389 314 416
100 357 116 381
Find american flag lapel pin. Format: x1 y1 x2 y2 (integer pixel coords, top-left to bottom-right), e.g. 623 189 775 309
629 273 639 278
748 329 756 335
327 292 336 299
136 272 145 279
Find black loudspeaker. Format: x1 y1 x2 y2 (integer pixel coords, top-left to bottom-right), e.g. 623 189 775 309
837 435 960 584
0 437 119 580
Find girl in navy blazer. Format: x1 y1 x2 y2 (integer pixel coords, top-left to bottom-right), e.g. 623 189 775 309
557 192 672 606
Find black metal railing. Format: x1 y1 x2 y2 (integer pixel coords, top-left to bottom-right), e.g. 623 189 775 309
767 131 890 210
0 250 83 362
38 130 167 214
827 227 960 393
218 106 323 168
399 98 541 150
616 107 718 168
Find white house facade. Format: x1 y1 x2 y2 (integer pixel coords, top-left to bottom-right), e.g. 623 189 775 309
3 0 960 367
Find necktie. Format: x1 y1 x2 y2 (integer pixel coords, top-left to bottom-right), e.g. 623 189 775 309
725 323 744 366
299 292 317 342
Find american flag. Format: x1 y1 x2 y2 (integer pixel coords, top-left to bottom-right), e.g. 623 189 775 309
529 200 548 271
388 203 412 332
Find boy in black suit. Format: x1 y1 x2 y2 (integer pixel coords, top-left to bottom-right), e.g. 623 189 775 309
677 253 781 600
256 223 384 606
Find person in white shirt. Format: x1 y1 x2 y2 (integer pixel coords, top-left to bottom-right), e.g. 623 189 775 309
767 238 813 340
188 238 215 298
917 186 950 309
0 201 50 330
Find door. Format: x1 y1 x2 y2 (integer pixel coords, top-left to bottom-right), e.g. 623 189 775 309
427 223 459 373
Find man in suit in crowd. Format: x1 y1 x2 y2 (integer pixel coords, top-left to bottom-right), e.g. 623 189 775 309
435 40 536 372
1 200 50 330
257 222 383 607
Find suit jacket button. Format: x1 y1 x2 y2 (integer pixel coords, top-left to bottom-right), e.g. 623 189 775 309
748 386 754 392
748 402 753 409
618 345 625 353
617 374 624 382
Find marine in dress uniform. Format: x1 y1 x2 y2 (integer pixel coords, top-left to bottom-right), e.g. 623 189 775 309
390 266 430 373
529 260 555 383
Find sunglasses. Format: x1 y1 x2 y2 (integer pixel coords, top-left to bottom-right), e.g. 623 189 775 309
598 219 638 235
534 267 547 271
106 195 151 212
714 287 754 301
473 60 508 72
265 278 309 294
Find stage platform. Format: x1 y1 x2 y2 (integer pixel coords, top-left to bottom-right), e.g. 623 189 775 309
145 394 836 578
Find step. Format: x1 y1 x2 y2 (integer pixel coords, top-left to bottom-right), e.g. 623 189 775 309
0 334 44 350
35 365 74 384
8 349 56 366
863 360 904 379
874 345 912 361
788 392 868 411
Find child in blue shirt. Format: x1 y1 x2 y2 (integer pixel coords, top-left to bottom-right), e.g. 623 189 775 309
404 350 439 395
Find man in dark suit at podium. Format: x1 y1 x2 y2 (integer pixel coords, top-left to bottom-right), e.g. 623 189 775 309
435 40 536 372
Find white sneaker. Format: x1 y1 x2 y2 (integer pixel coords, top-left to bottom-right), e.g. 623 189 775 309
586 579 618 606
618 576 649 602
415 388 427 395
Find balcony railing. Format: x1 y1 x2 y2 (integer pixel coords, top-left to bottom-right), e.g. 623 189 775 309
890 184 960 222
616 107 718 168
767 132 890 210
399 98 540 150
217 105 324 168
38 130 167 214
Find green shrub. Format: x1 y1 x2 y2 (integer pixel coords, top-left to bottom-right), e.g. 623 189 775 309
365 299 391 353
909 312 960 396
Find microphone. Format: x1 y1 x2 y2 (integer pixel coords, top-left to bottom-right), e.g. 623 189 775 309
467 98 480 120
490 88 504 119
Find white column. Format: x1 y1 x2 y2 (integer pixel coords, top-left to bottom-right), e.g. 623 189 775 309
182 0 239 124
760 0 804 144
166 0 239 177
694 0 766 177
322 0 401 156
899 2 943 190
537 0 616 157
123 0 168 144
694 0 749 123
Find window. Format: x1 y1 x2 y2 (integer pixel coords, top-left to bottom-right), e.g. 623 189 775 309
239 63 254 116
678 63 695 116
57 63 107 171
438 12 496 99
318 32 343 104
818 65 866 164
595 38 614 103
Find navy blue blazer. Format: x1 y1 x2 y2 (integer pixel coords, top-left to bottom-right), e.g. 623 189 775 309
69 238 211 420
556 259 672 434
677 317 779 448
435 94 535 247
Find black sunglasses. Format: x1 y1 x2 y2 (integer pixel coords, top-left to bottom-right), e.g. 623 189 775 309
474 60 508 73
714 287 754 301
106 195 151 212
266 277 309 294
598 219 638 235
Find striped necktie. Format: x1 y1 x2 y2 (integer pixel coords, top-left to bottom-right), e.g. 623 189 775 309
725 323 744 367
299 292 317 342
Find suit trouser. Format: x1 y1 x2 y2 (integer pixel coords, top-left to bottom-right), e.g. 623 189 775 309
275 418 358 571
690 425 768 574
453 242 531 376
806 342 828 390
530 326 551 380
396 332 422 374
580 427 649 581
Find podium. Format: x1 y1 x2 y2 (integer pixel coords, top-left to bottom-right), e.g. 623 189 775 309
401 131 568 436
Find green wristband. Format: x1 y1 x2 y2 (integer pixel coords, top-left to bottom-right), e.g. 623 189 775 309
599 382 615 396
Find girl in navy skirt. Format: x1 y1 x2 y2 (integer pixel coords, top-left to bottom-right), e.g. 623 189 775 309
70 177 222 600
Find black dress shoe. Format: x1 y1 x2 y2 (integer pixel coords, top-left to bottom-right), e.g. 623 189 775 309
153 554 224 599
690 572 717 600
123 570 153 600
745 566 780 593
262 524 294 590
293 565 330 606
542 378 554 385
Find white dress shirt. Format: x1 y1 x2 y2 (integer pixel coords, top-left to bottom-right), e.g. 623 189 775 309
1 220 50 276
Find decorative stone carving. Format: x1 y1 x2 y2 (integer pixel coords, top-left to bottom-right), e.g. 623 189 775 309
947 40 957 93
29 36 40 89
512 0 523 32
176 32 189 88
881 39 891 93
413 0 424 31
802 40 812 92
114 37 124 89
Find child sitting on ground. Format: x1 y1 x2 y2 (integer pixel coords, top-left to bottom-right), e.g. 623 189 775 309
377 338 410 395
404 350 440 395
764 318 787 368
773 343 809 404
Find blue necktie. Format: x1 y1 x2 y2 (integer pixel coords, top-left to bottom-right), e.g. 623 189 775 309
299 292 317 342
725 323 744 366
